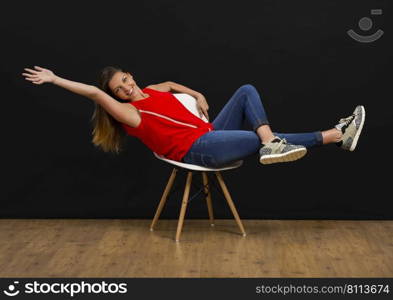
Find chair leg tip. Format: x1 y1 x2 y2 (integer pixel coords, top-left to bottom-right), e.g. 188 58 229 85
175 239 179 242
210 223 215 227
149 228 154 231
242 233 247 237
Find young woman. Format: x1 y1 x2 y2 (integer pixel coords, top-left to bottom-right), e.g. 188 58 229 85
22 66 366 168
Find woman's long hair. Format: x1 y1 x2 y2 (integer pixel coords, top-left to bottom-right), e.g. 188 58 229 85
91 66 127 154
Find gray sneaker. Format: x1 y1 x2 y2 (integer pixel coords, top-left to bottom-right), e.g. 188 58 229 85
335 105 366 151
259 137 307 165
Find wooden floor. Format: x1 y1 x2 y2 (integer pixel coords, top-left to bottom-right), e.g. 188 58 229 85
0 219 392 277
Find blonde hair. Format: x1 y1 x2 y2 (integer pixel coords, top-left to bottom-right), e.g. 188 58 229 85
90 66 127 154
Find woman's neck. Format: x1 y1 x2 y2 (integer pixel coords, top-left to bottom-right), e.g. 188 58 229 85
132 93 149 101
131 87 149 101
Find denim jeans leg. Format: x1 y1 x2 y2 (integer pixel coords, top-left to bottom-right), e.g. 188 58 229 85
212 84 270 132
182 130 261 167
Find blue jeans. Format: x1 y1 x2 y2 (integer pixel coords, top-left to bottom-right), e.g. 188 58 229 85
182 84 323 168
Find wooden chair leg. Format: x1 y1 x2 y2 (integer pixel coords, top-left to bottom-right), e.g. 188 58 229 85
150 168 178 231
215 171 246 237
202 172 215 226
175 171 193 242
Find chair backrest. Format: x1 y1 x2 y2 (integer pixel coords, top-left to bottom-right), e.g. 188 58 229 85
173 93 209 123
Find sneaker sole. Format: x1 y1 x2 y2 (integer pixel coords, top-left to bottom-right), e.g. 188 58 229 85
259 148 307 165
349 105 366 151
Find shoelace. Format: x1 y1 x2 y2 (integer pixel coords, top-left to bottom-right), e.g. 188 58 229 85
339 114 356 128
275 138 287 150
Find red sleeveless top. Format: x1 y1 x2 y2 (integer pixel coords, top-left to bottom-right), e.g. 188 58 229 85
121 88 214 161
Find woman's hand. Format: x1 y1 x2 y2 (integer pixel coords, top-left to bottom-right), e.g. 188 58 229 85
22 66 56 85
195 93 209 121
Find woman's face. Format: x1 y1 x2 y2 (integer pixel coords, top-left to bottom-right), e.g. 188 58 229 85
108 71 138 101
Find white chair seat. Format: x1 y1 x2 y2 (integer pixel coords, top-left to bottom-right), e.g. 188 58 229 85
153 152 243 171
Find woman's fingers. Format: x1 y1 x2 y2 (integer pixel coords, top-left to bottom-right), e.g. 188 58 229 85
199 104 209 120
22 72 38 78
24 68 39 74
202 108 209 120
197 106 204 118
196 103 210 120
32 78 43 84
24 77 40 82
22 67 45 85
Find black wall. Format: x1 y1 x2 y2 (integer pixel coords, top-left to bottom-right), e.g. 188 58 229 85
1 0 392 219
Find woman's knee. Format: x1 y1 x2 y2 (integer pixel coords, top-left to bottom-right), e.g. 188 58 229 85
239 84 258 94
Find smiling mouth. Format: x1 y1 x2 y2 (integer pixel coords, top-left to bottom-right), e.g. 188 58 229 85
126 87 134 96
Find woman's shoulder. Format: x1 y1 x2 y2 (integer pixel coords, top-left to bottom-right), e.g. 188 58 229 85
143 82 173 93
143 86 173 99
143 86 163 93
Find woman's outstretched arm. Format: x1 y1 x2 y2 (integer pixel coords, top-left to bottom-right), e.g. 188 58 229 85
23 66 97 98
22 66 141 127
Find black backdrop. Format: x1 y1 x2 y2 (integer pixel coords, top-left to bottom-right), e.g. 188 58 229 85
1 0 392 219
